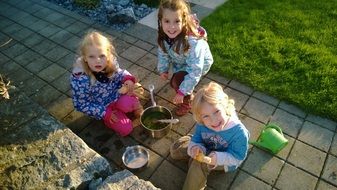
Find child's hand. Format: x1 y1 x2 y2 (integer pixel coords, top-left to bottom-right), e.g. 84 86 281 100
124 80 135 95
110 110 118 123
173 93 184 104
190 146 203 159
160 73 169 80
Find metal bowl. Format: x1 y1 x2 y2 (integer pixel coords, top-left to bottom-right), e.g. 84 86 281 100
122 145 149 170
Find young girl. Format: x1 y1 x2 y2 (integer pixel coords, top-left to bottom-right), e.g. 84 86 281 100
170 82 250 190
157 0 214 116
70 31 143 137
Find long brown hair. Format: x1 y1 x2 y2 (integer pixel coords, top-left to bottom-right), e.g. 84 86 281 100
78 31 118 79
157 0 200 54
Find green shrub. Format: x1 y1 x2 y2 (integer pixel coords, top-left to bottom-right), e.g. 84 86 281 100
74 0 100 9
134 0 159 8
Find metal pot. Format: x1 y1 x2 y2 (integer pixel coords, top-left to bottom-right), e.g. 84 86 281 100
122 145 149 171
140 85 173 138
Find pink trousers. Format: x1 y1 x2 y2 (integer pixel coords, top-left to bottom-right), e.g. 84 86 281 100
103 95 140 136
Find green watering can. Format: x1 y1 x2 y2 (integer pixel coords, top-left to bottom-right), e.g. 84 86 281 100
249 124 288 154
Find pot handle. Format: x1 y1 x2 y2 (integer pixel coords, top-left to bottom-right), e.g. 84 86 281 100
149 84 156 107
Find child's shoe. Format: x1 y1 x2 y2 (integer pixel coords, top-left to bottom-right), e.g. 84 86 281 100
175 102 191 116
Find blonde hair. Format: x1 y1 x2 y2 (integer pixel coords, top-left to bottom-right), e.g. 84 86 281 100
191 82 235 124
157 0 200 54
78 31 117 78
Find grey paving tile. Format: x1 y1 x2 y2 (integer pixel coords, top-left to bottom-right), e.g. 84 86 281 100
270 108 304 138
46 95 74 120
298 121 334 152
16 15 40 28
276 134 295 160
18 75 47 96
321 154 337 186
194 77 213 92
51 71 71 93
150 160 186 190
44 11 67 25
207 170 237 190
54 15 77 28
224 87 250 111
50 30 74 44
242 97 276 124
172 112 195 136
157 83 176 103
0 52 10 67
206 72 231 86
13 49 42 67
0 16 14 28
150 47 157 56
331 134 337 157
118 56 133 69
118 33 138 44
61 110 93 134
288 140 326 176
7 67 34 86
38 64 67 83
2 22 24 36
1 6 20 19
252 91 280 106
191 4 213 20
44 45 71 62
31 39 57 55
276 163 318 190
124 24 157 45
127 64 152 82
242 148 284 185
38 24 62 38
1 43 27 59
135 52 157 71
134 40 154 51
10 27 35 41
57 52 76 71
24 3 44 14
279 101 306 118
240 115 264 147
120 45 147 62
65 21 92 36
30 84 62 107
316 180 337 190
25 56 53 74
21 33 45 48
1 60 21 76
306 114 337 132
27 20 50 32
62 35 81 52
8 10 30 22
33 7 55 19
230 170 272 190
140 72 167 94
228 80 254 95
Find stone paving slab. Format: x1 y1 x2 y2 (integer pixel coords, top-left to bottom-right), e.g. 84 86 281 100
1 0 337 189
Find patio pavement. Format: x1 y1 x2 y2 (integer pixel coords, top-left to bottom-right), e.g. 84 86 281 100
0 0 337 189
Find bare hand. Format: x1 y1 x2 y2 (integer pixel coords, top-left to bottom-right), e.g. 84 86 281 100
110 110 118 123
173 93 184 104
124 80 135 95
160 73 169 81
190 146 203 159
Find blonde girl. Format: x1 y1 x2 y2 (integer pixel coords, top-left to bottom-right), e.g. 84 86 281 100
170 82 249 190
157 0 213 116
70 31 143 136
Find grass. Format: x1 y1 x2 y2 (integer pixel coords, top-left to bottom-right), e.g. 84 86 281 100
202 0 337 121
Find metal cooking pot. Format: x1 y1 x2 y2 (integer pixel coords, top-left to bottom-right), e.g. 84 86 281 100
140 85 173 138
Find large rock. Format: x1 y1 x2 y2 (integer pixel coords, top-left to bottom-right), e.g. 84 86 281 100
107 7 137 24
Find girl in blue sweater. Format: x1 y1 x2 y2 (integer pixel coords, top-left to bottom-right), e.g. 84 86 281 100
157 0 213 116
170 82 249 190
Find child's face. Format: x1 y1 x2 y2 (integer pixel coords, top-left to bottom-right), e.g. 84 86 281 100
199 102 229 131
84 45 108 72
161 9 183 39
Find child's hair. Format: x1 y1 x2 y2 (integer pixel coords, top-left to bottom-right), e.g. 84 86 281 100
157 0 200 54
79 31 117 77
191 82 235 124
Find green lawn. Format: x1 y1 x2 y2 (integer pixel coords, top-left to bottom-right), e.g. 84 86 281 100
202 0 337 121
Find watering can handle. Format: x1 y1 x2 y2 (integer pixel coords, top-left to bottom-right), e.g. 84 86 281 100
265 124 284 136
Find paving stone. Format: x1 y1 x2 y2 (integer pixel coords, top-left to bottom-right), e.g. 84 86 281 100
38 64 67 83
1 60 21 76
321 154 337 186
7 67 34 86
49 30 74 44
127 64 152 82
27 19 50 32
113 38 132 54
0 16 14 28
242 148 284 185
316 180 337 190
252 91 280 106
30 84 62 107
33 7 55 19
62 35 81 53
10 27 35 41
15 15 40 28
18 75 47 96
150 47 157 56
57 52 76 71
270 108 304 138
0 52 10 67
25 56 53 74
38 24 62 38
21 33 45 48
275 163 318 190
140 72 168 94
118 33 138 44
279 101 306 118
206 72 231 86
240 115 264 148
207 169 238 189
65 21 91 35
191 4 214 20
136 52 157 71
276 134 295 160
194 77 213 92
44 45 71 62
31 39 57 55
124 24 157 45
288 140 326 176
230 170 272 190
242 97 275 124
228 80 254 95
46 95 74 120
24 3 44 14
44 11 67 25
13 49 42 67
306 114 337 132
1 43 27 59
330 134 337 157
150 160 186 190
172 112 196 135
134 40 154 51
298 121 334 152
2 22 24 36
61 110 93 134
224 87 249 111
120 45 147 62
51 71 71 93
157 83 176 103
